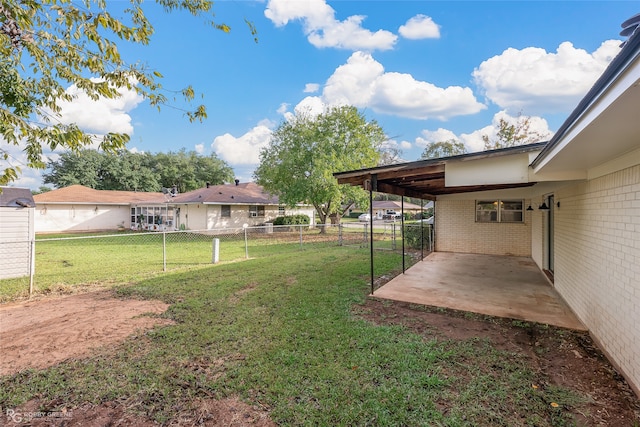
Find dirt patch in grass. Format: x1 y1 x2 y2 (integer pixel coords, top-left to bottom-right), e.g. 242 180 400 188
357 298 640 426
10 397 275 426
1 291 277 426
0 291 172 375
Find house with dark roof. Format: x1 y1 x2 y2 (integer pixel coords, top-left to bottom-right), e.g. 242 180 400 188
168 182 316 230
0 187 36 279
33 182 316 233
335 16 640 395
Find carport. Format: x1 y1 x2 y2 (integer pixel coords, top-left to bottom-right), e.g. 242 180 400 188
334 144 586 330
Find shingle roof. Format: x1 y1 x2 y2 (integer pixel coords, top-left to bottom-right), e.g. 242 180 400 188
33 183 282 206
33 185 166 205
170 182 280 205
0 187 35 207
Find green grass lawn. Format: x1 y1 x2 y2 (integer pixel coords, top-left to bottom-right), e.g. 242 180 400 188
1 227 423 301
0 245 584 426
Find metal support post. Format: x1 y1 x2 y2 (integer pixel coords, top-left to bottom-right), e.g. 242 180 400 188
401 197 405 273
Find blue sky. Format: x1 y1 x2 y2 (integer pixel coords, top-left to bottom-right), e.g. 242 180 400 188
9 1 639 189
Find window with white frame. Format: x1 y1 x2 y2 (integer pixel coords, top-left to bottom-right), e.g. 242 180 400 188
476 200 523 223
131 205 174 227
221 205 231 218
278 205 286 216
249 205 265 218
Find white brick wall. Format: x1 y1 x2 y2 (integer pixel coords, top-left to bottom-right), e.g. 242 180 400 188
530 199 545 270
435 199 532 256
553 164 640 394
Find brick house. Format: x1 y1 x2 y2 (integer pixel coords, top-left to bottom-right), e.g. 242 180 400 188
335 23 640 395
33 182 315 233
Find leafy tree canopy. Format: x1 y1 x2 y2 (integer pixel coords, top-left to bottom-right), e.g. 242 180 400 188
43 148 234 192
0 0 249 186
254 106 385 227
482 113 550 150
420 139 467 160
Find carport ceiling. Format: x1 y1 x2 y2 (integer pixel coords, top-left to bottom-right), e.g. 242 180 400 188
334 144 544 200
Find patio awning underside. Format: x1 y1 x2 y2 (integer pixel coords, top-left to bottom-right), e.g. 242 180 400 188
334 160 536 200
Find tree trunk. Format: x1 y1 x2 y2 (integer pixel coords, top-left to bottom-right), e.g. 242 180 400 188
314 204 328 234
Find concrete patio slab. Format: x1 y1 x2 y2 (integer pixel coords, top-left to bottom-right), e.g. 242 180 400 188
373 252 586 331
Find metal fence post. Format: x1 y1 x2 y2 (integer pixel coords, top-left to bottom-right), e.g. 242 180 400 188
363 222 368 248
338 223 343 246
163 230 167 272
212 238 220 264
299 224 303 249
244 227 249 259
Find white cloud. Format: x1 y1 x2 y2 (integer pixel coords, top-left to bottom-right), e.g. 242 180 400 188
319 52 485 120
415 111 553 153
398 15 440 40
194 143 205 154
415 128 459 148
371 72 485 120
323 52 383 106
389 138 413 150
264 0 397 51
292 96 327 118
40 78 143 135
258 119 276 129
304 83 320 93
473 40 621 114
211 125 273 165
277 103 289 115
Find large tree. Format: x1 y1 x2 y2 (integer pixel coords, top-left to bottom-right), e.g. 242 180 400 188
154 149 235 193
482 113 550 150
0 0 248 186
254 106 385 228
43 149 234 192
420 139 467 160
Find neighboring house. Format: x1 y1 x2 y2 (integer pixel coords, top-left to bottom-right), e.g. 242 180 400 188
335 23 640 395
33 185 167 233
33 182 315 233
0 187 36 279
169 182 316 229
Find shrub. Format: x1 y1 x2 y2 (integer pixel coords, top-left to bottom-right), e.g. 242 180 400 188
272 214 311 226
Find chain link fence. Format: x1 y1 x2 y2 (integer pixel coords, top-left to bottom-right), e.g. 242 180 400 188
1 222 433 300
